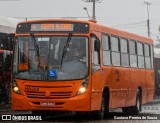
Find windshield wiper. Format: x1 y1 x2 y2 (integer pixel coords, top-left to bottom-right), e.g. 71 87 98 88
60 33 72 67
30 33 41 68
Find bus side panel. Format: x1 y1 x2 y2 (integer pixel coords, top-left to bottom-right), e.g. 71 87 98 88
136 69 147 105
142 69 154 104
123 68 130 107
91 66 112 111
126 69 145 107
101 66 112 107
91 70 103 110
126 68 137 107
109 67 127 108
141 69 149 105
145 70 154 104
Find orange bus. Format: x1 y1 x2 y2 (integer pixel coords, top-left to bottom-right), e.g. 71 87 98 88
11 19 154 119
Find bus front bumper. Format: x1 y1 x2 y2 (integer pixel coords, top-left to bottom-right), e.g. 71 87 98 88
11 92 90 111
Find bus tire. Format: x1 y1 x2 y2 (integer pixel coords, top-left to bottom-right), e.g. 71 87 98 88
122 107 131 115
130 91 141 115
94 93 109 120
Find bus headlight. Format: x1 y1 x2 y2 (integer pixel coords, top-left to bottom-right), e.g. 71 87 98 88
77 78 88 95
13 86 19 93
12 79 21 94
78 87 86 94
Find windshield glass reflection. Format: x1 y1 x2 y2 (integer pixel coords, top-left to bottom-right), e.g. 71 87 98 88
13 36 89 80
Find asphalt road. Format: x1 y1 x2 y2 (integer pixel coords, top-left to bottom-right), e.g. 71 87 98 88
0 98 160 122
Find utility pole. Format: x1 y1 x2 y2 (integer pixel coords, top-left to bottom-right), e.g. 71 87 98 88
144 1 151 37
83 0 102 20
93 0 96 20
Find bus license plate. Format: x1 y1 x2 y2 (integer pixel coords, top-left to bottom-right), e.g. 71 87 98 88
41 102 55 107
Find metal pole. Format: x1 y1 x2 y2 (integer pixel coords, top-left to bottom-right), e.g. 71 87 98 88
93 0 96 20
144 1 151 37
147 19 150 37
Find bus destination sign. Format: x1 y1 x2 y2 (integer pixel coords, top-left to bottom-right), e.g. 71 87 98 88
16 22 89 33
31 23 74 31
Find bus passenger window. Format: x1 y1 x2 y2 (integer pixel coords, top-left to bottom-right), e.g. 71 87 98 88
144 44 151 69
102 34 110 65
129 40 137 67
111 36 120 66
120 38 129 67
137 42 144 68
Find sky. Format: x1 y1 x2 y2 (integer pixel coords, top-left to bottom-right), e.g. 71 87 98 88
0 0 160 42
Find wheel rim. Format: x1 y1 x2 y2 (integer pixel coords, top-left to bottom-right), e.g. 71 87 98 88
136 95 140 111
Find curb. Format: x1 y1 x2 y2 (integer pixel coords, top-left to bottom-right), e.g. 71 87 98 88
144 99 160 105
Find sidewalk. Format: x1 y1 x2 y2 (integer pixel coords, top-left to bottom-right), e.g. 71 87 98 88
143 97 160 105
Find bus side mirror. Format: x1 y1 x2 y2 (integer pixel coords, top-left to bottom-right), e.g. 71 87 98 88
94 39 100 52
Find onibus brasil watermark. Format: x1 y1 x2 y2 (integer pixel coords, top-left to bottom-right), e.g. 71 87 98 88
1 115 42 121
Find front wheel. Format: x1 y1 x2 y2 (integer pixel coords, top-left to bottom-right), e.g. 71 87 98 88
93 94 109 120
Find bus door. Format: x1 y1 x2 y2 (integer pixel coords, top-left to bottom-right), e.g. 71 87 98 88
90 32 103 110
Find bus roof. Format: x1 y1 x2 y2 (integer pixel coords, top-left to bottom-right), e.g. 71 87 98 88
17 19 89 25
17 19 153 44
89 22 153 44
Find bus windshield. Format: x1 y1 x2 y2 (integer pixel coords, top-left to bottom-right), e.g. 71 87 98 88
13 36 89 80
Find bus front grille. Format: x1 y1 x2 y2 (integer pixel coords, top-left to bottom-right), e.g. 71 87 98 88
24 84 75 99
25 91 72 99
